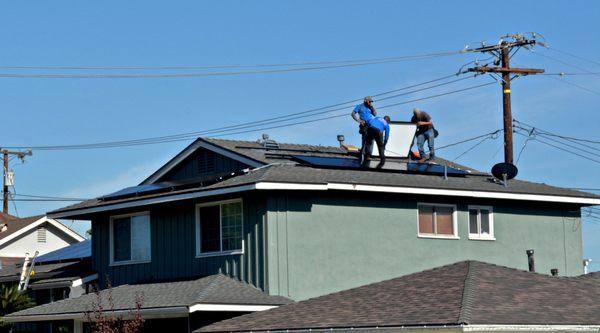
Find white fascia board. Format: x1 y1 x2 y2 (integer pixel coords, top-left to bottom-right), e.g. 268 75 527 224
48 184 258 219
323 183 600 205
71 273 99 288
3 306 189 323
188 303 278 313
0 216 84 246
48 181 600 219
142 139 264 185
45 218 85 242
462 324 600 332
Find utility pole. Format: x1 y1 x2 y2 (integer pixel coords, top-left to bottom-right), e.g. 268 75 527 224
467 34 545 164
2 149 32 214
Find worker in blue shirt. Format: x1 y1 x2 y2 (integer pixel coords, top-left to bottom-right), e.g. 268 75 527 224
351 96 377 165
361 116 391 169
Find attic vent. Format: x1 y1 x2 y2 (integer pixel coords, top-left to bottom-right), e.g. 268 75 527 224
198 150 217 174
37 227 47 243
261 134 280 150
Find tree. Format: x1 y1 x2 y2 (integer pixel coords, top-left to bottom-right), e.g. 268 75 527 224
84 280 145 333
0 285 33 332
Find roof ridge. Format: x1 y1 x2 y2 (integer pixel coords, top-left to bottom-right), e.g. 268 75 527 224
193 274 226 303
458 261 477 324
204 137 342 150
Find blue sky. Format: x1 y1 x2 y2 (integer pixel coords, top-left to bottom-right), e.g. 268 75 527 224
1 1 599 269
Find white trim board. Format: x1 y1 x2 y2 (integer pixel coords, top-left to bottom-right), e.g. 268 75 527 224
141 139 264 185
0 216 84 247
49 182 600 219
188 303 277 313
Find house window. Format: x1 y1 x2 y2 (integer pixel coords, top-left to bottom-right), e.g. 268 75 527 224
468 206 494 240
417 203 458 239
109 212 151 265
196 199 243 256
37 227 47 243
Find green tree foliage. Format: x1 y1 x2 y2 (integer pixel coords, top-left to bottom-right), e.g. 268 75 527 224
0 285 33 331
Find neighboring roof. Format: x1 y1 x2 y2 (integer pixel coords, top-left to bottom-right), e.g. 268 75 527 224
197 261 600 332
0 212 18 224
0 259 94 284
36 239 91 264
0 215 84 246
5 274 292 322
48 137 600 218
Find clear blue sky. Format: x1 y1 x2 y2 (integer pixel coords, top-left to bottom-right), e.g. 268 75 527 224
1 1 599 270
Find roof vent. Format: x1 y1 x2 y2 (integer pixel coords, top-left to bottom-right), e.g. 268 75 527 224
261 134 280 150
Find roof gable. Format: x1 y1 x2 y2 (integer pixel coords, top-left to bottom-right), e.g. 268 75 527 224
0 215 84 247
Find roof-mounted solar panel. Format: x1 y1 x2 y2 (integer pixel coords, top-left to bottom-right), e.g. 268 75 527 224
99 183 169 201
291 155 467 177
374 121 417 158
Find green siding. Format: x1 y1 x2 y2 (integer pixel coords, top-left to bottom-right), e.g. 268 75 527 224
266 192 583 300
91 194 267 289
159 147 249 182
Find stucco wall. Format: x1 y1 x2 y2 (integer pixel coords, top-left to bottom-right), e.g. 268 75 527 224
266 191 583 300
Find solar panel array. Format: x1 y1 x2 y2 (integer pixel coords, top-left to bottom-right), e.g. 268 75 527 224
36 239 91 263
291 155 467 176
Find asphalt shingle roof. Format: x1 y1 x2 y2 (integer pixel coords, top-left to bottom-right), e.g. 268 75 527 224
0 215 44 241
5 274 291 319
48 137 600 217
197 261 600 332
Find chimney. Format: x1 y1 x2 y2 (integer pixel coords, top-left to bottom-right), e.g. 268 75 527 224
550 268 559 276
526 249 535 272
337 135 345 147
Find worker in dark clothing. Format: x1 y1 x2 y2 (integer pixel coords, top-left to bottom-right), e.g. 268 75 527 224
351 96 377 165
361 116 391 169
411 108 435 162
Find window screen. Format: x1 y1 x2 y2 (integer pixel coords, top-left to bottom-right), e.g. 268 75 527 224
200 205 221 252
113 217 131 262
468 207 493 238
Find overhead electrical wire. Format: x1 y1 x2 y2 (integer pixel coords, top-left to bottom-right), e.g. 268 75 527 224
437 129 502 150
514 120 600 146
0 50 471 79
12 193 89 201
547 47 600 67
2 75 495 151
514 130 600 165
0 50 466 71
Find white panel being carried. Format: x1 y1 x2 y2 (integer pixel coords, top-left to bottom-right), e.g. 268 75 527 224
373 121 417 157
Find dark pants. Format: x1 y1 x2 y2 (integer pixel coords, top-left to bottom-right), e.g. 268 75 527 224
361 126 386 169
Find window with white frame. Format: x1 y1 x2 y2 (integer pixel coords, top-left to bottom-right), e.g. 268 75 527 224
468 206 494 239
196 200 243 256
417 203 458 238
110 213 151 264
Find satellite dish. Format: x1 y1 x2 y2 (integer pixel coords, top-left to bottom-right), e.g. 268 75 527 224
491 162 518 180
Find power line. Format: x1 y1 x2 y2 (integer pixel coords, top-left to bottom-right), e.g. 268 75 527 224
529 49 600 77
545 76 600 96
13 193 89 201
514 120 600 145
0 51 468 79
0 51 466 71
514 130 600 165
437 129 502 150
3 75 493 151
547 47 600 67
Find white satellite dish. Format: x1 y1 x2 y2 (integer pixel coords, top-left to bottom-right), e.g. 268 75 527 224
373 121 417 157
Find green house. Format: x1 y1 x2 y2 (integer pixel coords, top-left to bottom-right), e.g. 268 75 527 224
5 137 599 332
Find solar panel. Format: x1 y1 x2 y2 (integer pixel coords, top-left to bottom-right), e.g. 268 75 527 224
406 163 468 176
292 155 362 169
373 121 417 158
100 183 169 200
292 155 467 177
36 240 91 263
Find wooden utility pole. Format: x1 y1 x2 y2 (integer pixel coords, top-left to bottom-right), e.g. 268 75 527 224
2 149 32 214
467 36 544 164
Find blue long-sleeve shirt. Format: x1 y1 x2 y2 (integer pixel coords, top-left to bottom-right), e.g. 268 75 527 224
369 117 390 145
353 104 375 124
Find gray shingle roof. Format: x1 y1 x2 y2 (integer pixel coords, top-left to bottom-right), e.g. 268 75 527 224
5 274 291 320
48 137 600 217
197 261 600 332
